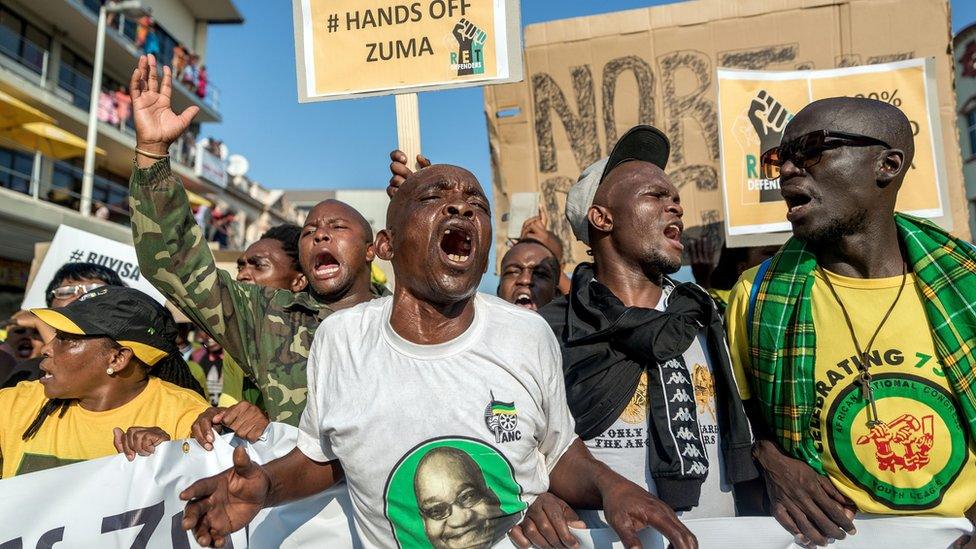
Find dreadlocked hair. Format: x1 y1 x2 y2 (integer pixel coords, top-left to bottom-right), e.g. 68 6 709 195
22 399 71 441
21 342 205 441
152 352 205 398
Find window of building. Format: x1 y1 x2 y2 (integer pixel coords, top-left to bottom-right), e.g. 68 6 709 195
0 146 34 195
154 24 179 68
0 6 51 74
59 47 94 109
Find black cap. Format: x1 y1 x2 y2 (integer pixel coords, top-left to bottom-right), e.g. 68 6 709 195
600 125 670 183
31 286 177 366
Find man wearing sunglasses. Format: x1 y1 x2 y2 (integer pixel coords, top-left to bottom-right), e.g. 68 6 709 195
726 97 976 547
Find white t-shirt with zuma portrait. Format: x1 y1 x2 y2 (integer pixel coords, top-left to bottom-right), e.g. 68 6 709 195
298 293 578 549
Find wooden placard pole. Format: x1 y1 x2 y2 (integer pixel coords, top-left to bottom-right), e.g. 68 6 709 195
395 92 422 170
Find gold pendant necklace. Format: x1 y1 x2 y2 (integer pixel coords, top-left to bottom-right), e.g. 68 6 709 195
819 264 907 427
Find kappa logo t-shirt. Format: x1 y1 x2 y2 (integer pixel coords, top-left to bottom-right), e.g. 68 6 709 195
579 285 735 524
728 267 976 516
298 294 577 548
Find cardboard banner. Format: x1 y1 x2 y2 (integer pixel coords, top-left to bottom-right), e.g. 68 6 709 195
292 0 523 101
483 0 967 264
717 58 949 241
21 225 166 310
0 422 970 548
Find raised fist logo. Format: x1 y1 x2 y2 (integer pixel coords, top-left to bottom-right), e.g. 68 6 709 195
452 18 487 76
747 89 793 202
748 89 791 156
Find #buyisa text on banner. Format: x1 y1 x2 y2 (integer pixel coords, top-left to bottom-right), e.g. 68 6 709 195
717 57 950 240
292 0 523 101
21 225 166 309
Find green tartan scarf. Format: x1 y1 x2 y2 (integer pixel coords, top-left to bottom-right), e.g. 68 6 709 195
749 213 976 473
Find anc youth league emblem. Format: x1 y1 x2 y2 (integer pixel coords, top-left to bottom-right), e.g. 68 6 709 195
827 373 969 510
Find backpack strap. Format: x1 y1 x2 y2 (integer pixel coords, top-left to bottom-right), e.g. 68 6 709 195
746 258 773 341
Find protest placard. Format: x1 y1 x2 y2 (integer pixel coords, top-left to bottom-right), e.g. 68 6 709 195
292 0 523 101
483 0 967 265
717 58 949 243
21 225 165 310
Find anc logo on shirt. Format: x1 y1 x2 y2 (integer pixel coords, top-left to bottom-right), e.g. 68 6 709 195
484 392 520 443
827 373 969 510
383 437 526 549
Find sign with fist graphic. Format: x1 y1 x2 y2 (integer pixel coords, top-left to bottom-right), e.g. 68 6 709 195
292 0 523 101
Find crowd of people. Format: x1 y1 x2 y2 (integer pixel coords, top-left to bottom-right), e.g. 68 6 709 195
1 53 975 548
96 85 133 131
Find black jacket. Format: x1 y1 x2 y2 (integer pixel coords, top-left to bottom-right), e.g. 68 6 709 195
540 263 758 510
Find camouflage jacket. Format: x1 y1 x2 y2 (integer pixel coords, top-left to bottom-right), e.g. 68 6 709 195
129 160 386 425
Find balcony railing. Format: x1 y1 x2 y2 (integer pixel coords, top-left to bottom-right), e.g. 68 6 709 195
0 26 49 86
0 148 131 225
71 0 221 112
57 61 93 110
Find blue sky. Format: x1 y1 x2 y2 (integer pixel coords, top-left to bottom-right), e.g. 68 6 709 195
204 0 976 291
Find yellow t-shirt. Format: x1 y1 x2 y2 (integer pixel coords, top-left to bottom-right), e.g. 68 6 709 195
727 266 976 516
0 377 209 478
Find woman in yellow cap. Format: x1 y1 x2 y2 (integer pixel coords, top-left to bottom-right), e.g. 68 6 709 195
0 286 209 478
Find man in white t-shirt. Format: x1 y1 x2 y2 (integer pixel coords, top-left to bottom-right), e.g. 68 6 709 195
179 164 698 549
533 126 760 542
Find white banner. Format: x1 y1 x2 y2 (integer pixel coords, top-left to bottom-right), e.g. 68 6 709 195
0 423 970 548
21 225 166 310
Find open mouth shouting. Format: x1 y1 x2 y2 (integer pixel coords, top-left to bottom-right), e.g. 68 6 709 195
15 336 35 358
781 186 814 222
312 251 341 280
438 223 475 268
512 289 536 310
663 220 684 252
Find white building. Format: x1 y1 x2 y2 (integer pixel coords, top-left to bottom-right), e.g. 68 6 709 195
0 0 297 312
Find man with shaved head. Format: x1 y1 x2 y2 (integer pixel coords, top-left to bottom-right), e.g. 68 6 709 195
726 97 976 546
179 162 698 549
497 238 561 311
126 55 385 426
511 126 758 548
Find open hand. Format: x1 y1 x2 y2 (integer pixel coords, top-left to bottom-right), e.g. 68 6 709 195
113 426 171 460
130 54 199 157
180 445 270 547
509 492 583 548
754 440 857 547
602 479 697 549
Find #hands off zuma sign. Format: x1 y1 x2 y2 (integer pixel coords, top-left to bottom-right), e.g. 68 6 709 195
717 58 950 237
292 0 523 101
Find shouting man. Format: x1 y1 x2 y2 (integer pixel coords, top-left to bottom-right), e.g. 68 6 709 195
726 97 976 547
520 126 758 546
496 238 561 311
127 55 384 425
179 164 697 549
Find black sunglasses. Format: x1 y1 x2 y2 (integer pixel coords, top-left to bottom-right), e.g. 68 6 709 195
759 130 891 180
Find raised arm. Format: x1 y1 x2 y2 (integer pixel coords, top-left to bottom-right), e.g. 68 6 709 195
128 54 262 373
